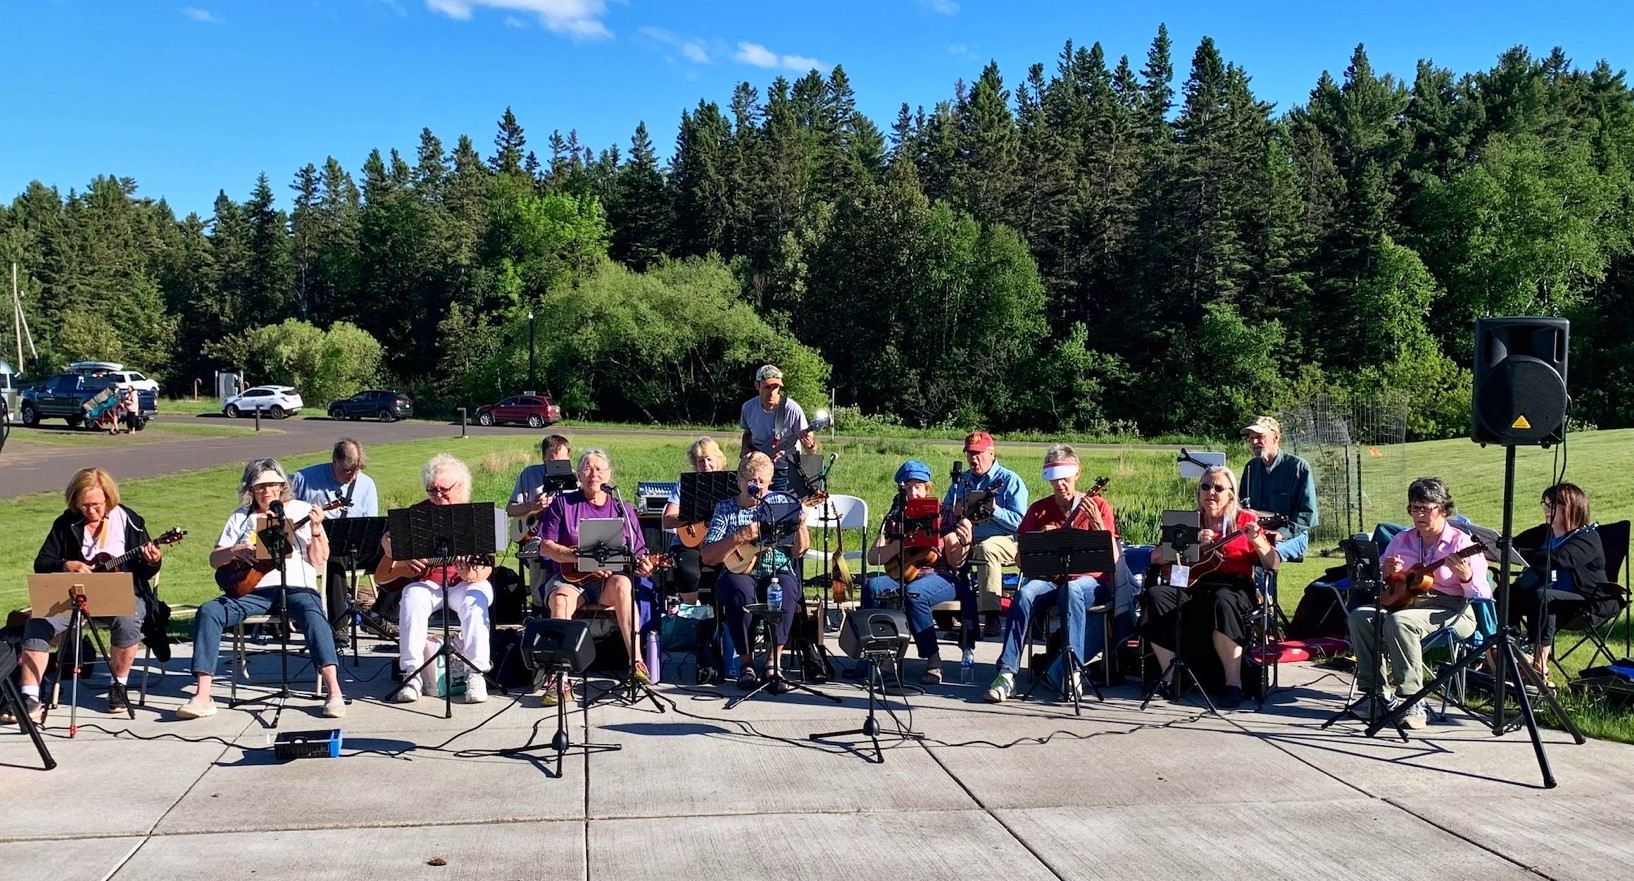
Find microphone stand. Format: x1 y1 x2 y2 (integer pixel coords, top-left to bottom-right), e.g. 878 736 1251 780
585 484 664 713
230 505 300 728
1140 523 1218 715
873 485 923 696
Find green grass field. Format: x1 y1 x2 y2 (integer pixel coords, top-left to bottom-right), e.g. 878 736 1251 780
5 425 1632 738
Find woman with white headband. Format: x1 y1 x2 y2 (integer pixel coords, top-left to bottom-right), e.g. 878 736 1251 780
984 444 1119 703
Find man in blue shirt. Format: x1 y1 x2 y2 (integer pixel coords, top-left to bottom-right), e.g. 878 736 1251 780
292 438 380 627
1238 416 1317 561
943 431 1028 636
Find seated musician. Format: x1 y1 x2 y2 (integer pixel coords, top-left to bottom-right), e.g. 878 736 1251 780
700 452 810 693
179 459 346 720
508 434 572 598
379 455 496 705
1348 477 1490 728
1508 482 1607 681
5 468 163 725
661 437 728 603
535 449 655 705
1144 465 1279 710
862 460 974 684
944 431 1028 637
985 445 1118 703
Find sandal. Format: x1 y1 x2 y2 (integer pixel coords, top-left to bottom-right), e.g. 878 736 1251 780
767 675 793 696
921 664 944 685
736 668 760 690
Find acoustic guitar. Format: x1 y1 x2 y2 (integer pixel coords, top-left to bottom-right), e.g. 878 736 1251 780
90 528 186 572
1378 541 1489 611
215 499 350 597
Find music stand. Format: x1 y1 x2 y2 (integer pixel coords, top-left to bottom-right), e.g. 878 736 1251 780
1015 529 1115 714
325 516 389 665
537 459 578 493
1321 535 1408 740
389 502 496 720
677 471 737 679
1139 513 1221 714
28 573 137 735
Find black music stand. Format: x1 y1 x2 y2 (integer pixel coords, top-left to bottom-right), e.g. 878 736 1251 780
677 471 737 680
1016 529 1114 714
1321 535 1407 740
389 502 496 720
1140 516 1221 714
326 516 389 666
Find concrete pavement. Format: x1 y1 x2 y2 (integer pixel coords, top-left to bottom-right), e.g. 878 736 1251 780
2 628 1628 881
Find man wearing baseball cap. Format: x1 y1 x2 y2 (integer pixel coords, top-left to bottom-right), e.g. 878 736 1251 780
1238 416 1317 561
943 431 1028 636
738 364 819 492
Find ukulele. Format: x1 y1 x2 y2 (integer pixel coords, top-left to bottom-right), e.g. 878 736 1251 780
560 552 675 584
884 497 945 583
215 498 350 597
1185 512 1290 580
89 528 186 571
1378 541 1490 611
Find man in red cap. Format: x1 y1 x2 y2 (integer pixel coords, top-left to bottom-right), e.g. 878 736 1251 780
943 431 1028 636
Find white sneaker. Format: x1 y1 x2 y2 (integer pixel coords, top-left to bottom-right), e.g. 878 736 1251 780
389 682 422 704
1403 700 1428 730
463 675 488 704
984 672 1015 704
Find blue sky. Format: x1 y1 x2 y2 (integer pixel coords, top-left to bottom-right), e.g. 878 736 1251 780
3 1 1630 219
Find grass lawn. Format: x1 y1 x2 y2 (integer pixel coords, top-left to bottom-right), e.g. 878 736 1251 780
5 424 1632 739
4 419 272 447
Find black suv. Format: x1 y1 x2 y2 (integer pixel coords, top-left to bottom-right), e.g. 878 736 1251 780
327 389 413 422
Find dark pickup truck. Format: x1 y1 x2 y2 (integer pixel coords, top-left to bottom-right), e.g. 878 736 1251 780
18 373 159 430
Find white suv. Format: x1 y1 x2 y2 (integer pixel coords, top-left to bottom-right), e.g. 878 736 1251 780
68 362 160 394
223 385 304 418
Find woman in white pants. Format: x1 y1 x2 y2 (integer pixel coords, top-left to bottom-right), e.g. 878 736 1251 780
376 454 495 704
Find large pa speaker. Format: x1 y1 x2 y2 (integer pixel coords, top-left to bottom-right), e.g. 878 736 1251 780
520 617 596 674
838 608 912 659
1472 317 1569 446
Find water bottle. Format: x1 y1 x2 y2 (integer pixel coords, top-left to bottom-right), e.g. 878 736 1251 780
766 580 784 613
960 648 976 685
644 631 662 685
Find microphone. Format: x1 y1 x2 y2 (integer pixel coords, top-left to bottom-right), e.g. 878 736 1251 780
604 483 626 517
268 500 284 520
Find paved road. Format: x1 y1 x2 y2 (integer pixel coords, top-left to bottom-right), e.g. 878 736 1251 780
2 414 1196 500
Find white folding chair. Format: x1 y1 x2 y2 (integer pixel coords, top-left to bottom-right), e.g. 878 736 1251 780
804 495 868 623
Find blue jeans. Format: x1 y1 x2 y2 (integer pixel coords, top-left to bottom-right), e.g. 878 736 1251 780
1275 531 1308 562
863 572 975 658
190 587 338 676
996 576 1097 675
718 571 799 668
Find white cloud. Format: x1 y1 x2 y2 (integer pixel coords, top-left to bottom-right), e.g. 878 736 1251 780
426 0 612 40
504 15 527 28
641 26 711 64
920 0 959 15
733 41 826 72
947 42 976 59
181 7 220 23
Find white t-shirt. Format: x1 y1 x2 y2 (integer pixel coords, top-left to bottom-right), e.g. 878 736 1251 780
215 500 319 590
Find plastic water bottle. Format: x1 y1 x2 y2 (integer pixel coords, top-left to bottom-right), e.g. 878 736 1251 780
644 631 662 685
766 580 784 613
960 648 976 685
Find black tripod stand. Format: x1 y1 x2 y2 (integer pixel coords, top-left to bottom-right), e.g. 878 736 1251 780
0 643 54 770
390 502 496 720
58 587 134 735
1141 519 1218 714
228 509 313 729
811 643 922 763
1364 446 1585 787
583 486 666 714
1321 536 1407 741
1017 528 1114 714
502 618 622 778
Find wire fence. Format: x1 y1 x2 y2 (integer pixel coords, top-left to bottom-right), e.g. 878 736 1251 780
1278 391 1410 556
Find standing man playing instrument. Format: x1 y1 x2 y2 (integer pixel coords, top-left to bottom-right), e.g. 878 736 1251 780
701 452 811 693
180 459 346 720
985 446 1118 703
1347 477 1489 729
535 450 654 705
1238 416 1317 562
661 437 728 604
507 434 573 597
738 364 818 493
379 455 496 705
1143 466 1279 709
944 431 1028 637
7 468 164 724
863 460 974 684
291 438 379 630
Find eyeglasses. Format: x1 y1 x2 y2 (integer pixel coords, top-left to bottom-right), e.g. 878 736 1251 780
426 483 457 496
1407 505 1439 516
1198 483 1231 493
251 483 283 492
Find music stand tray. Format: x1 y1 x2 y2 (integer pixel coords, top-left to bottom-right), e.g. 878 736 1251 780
326 517 389 567
679 472 738 524
574 518 634 571
1155 511 1203 565
27 573 136 619
1016 529 1115 581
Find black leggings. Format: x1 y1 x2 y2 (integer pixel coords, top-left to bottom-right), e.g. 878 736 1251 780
1142 578 1254 653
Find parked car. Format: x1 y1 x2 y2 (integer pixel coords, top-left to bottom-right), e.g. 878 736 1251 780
18 373 159 429
474 395 561 428
328 389 413 422
68 361 160 395
224 385 304 418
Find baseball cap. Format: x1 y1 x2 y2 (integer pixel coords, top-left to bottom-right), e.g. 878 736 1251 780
963 431 994 453
895 460 932 485
755 364 784 384
1240 416 1280 437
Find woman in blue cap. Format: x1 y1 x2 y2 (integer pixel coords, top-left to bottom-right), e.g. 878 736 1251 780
862 460 976 683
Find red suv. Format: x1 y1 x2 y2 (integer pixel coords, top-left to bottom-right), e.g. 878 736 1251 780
475 395 562 428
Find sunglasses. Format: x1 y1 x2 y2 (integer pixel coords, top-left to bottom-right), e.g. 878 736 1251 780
1198 483 1231 493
